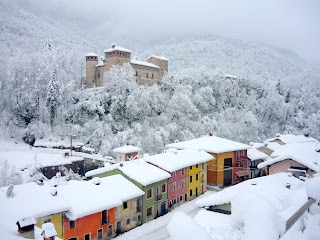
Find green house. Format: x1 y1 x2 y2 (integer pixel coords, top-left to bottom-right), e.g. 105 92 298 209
86 160 171 223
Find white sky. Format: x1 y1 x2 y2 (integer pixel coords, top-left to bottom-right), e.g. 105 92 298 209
29 0 320 65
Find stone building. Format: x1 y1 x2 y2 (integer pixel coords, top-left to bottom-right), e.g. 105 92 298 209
85 45 169 88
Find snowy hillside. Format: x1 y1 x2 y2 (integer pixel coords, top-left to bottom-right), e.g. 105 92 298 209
0 0 320 156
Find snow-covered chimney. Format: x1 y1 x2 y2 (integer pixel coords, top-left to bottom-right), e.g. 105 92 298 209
50 188 58 196
92 177 101 185
111 43 116 49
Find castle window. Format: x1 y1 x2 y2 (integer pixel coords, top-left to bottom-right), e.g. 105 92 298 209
146 73 149 78
135 71 138 76
152 73 154 79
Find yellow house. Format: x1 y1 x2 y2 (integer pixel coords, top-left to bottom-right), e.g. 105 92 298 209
36 213 64 239
187 162 207 200
0 182 70 240
167 135 250 187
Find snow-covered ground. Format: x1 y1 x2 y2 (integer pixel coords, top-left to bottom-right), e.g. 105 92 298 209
114 190 218 240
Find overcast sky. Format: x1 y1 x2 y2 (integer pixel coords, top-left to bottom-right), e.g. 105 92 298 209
29 0 320 65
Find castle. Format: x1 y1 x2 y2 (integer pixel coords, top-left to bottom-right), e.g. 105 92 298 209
85 44 169 88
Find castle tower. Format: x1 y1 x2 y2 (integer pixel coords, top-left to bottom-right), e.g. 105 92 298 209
85 53 99 88
104 44 132 69
147 56 169 78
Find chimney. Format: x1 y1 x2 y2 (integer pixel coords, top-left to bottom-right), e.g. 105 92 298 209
92 177 101 185
286 183 291 189
111 44 116 49
50 188 58 196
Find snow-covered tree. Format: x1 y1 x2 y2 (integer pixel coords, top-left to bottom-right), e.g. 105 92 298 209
46 70 63 131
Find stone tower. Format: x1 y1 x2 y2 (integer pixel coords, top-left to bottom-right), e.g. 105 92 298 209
85 53 99 88
104 44 132 69
147 56 169 78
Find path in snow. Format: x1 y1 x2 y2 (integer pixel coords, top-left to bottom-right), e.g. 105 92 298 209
114 190 217 240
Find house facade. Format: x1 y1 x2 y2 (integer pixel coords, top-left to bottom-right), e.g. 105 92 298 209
167 135 250 187
144 149 213 207
85 161 170 224
85 45 169 88
113 145 141 163
63 209 115 240
187 162 207 200
247 147 269 179
36 213 64 239
257 142 320 178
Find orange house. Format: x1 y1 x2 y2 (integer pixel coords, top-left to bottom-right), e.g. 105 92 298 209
58 175 144 240
64 208 115 240
167 135 250 187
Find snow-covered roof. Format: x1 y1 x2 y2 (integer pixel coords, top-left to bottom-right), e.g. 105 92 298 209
85 160 170 186
118 161 170 186
104 46 132 53
196 173 305 211
258 142 320 172
74 152 114 163
113 145 142 154
167 212 211 240
166 135 250 154
130 60 160 69
59 175 144 221
0 182 70 229
34 139 84 148
147 55 169 61
249 142 265 149
144 149 214 172
247 148 269 161
95 63 105 67
0 149 83 171
193 210 243 239
18 217 36 227
85 53 99 57
265 142 282 152
266 134 319 145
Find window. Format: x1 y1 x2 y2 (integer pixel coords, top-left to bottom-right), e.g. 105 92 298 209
179 195 183 201
108 225 112 236
161 184 166 193
123 201 128 209
202 163 205 169
190 189 193 197
173 182 176 191
146 73 149 78
84 233 90 240
196 174 199 181
147 207 152 216
181 180 185 188
138 215 141 221
189 166 192 170
189 176 193 183
151 73 154 79
101 210 108 225
181 169 185 175
173 198 177 204
69 221 75 229
44 219 51 223
236 162 240 167
240 161 244 168
136 198 142 212
126 219 131 225
135 71 138 76
97 229 103 239
147 188 152 199
68 238 78 240
196 164 199 168
172 171 176 178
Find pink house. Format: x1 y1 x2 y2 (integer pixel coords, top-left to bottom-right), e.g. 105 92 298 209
144 148 214 208
258 142 319 177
